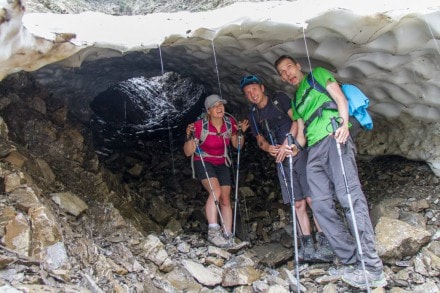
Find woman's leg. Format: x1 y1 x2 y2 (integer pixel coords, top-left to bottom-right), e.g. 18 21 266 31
219 185 232 235
201 177 222 226
201 177 231 247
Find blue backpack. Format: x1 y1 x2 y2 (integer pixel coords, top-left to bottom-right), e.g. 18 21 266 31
302 73 373 131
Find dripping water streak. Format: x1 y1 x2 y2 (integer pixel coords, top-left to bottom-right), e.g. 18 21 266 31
124 101 127 123
302 26 313 73
158 45 175 175
211 40 222 97
158 45 165 75
167 115 176 176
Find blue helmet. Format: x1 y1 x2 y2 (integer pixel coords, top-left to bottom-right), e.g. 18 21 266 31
239 75 262 91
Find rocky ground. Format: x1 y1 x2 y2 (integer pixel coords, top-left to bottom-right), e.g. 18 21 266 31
0 73 439 292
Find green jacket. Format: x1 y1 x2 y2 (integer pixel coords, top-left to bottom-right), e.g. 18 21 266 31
293 67 339 147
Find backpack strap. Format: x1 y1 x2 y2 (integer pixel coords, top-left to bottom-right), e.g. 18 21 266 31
199 116 233 145
223 115 233 139
272 92 290 118
199 117 210 145
250 92 291 136
307 73 329 95
221 115 233 168
250 104 261 136
300 73 337 135
303 101 337 131
191 116 233 178
300 72 372 140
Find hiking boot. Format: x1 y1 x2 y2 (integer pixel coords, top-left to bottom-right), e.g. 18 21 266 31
328 264 355 276
207 226 230 248
298 235 315 262
342 268 387 289
314 232 335 262
223 231 233 240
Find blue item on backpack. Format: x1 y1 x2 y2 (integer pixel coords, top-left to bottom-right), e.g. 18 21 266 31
341 84 373 130
306 74 373 130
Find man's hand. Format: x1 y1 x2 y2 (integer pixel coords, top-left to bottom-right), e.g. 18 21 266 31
334 123 350 144
276 144 299 163
268 145 280 158
286 144 299 157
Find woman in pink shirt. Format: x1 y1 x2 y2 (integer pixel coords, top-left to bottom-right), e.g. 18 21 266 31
184 94 249 248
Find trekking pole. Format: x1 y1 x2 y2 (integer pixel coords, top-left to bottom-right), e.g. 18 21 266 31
232 126 242 243
286 133 301 293
193 135 230 240
263 120 304 236
263 120 304 284
330 117 371 293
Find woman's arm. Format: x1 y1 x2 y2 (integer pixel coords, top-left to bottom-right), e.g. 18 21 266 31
230 119 249 149
183 123 196 157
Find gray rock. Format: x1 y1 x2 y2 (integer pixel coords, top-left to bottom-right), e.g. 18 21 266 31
412 279 440 293
51 192 88 216
375 217 432 263
222 265 261 287
148 196 176 225
35 158 56 183
164 265 203 292
239 186 256 198
45 242 69 270
399 211 427 229
3 212 31 256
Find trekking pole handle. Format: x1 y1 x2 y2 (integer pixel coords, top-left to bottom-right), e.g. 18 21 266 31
186 123 195 141
286 133 294 146
286 133 303 151
330 116 339 134
237 128 242 149
285 133 298 157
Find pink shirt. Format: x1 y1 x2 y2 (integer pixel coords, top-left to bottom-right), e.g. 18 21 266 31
194 117 237 165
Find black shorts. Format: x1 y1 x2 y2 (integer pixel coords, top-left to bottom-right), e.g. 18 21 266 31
193 160 232 186
279 149 311 203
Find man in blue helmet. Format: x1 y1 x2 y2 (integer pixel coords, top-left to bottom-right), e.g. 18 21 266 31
240 74 334 263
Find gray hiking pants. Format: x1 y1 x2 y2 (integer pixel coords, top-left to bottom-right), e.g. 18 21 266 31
307 135 383 271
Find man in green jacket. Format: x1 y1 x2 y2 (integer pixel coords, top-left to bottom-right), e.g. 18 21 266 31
274 55 386 290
